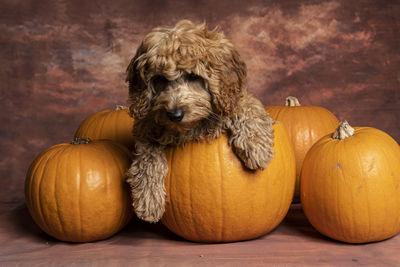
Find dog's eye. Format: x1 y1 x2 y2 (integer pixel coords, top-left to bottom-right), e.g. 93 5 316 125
187 73 201 82
152 75 168 90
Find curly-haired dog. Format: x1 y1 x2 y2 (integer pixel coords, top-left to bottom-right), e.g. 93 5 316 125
126 20 275 223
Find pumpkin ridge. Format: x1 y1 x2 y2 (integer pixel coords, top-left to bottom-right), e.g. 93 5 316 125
275 133 284 226
360 132 390 241
277 124 294 227
321 143 337 239
304 109 312 158
85 111 106 140
57 145 77 240
380 136 400 238
335 143 348 240
353 139 372 241
334 153 345 240
188 142 200 239
217 137 224 241
100 143 118 234
98 112 109 140
87 142 131 240
321 143 331 237
114 110 127 142
103 144 112 203
27 147 55 233
76 145 84 240
338 141 356 241
43 146 68 238
34 152 51 234
268 130 279 228
78 112 100 139
372 135 400 238
169 147 181 234
273 107 284 124
37 147 59 235
289 109 299 159
69 146 78 242
354 132 391 240
279 107 289 124
277 132 289 225
113 111 120 139
110 144 131 230
93 142 128 234
61 145 78 239
306 140 335 237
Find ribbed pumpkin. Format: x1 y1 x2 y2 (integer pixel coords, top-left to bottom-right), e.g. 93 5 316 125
25 138 133 242
265 96 339 201
75 106 135 149
161 122 296 242
301 121 400 243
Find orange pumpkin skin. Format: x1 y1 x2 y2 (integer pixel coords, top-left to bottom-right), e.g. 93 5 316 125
265 98 339 201
25 139 133 242
161 123 296 242
301 125 400 243
74 106 135 149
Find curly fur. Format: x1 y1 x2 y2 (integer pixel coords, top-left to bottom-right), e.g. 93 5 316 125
126 20 275 223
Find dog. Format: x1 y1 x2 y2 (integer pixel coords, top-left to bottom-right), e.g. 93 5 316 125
126 20 274 223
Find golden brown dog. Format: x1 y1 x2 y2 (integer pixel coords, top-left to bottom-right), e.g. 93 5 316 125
126 20 274 223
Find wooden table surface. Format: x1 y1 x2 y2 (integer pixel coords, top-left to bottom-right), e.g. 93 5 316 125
1 202 399 266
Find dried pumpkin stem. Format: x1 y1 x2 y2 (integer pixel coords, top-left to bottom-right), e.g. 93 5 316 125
285 96 301 106
115 105 128 110
332 120 355 140
71 137 91 145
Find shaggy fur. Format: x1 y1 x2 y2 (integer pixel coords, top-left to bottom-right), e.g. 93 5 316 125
126 20 275 223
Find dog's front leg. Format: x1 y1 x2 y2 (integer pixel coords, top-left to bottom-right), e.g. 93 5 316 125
225 97 275 170
126 141 167 223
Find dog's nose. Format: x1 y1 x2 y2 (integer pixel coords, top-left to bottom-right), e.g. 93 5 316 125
167 109 185 122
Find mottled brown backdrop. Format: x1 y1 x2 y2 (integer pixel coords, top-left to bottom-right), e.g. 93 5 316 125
1 0 399 202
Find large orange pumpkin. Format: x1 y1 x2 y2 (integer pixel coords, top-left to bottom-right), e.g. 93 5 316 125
161 122 296 242
265 96 339 201
75 105 135 149
25 138 133 242
301 121 400 243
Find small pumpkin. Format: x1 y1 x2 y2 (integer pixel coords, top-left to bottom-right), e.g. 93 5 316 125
265 96 339 201
25 138 133 242
161 122 296 242
301 121 400 243
75 105 135 149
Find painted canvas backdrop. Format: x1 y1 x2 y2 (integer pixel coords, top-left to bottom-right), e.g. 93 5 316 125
1 0 399 201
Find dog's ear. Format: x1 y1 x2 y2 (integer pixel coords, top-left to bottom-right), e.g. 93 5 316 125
207 46 247 117
126 45 152 120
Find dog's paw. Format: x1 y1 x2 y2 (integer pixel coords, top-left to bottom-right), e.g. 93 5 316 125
231 136 274 170
132 184 166 223
126 154 168 223
127 174 166 223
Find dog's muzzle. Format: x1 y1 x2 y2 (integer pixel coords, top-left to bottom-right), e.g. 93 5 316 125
167 109 185 122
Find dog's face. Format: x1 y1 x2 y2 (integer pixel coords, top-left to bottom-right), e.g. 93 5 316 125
127 20 247 132
150 72 212 131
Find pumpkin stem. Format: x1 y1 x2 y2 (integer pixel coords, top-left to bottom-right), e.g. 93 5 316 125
332 121 355 140
71 137 91 145
285 96 301 106
115 105 128 110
